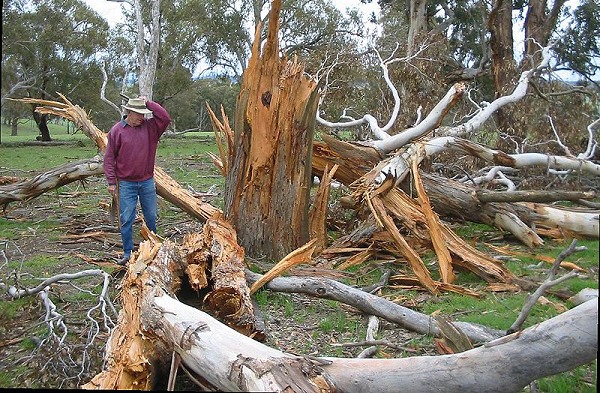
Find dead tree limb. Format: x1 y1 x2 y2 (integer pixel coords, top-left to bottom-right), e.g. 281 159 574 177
245 270 504 343
476 190 596 203
0 155 104 208
507 239 582 334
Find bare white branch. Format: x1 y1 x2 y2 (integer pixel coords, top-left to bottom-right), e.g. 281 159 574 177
40 287 68 345
579 118 599 160
6 269 109 298
100 62 122 116
423 137 600 176
508 240 581 334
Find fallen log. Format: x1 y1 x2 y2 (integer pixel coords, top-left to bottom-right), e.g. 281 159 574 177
83 239 183 389
0 155 104 208
153 293 598 393
521 202 600 239
475 190 596 203
245 271 503 344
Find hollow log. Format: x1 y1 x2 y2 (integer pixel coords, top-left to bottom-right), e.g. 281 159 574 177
181 214 263 339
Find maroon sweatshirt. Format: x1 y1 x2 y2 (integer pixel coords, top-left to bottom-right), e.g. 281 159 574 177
103 100 171 186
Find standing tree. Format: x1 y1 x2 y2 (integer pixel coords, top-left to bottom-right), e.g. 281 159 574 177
1 0 109 141
223 1 320 261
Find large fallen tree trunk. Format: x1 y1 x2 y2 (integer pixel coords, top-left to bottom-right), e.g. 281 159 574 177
311 135 599 244
153 292 597 393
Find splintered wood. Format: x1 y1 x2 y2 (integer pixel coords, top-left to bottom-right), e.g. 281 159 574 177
249 238 318 295
182 214 262 338
312 137 519 294
309 164 339 254
83 239 182 390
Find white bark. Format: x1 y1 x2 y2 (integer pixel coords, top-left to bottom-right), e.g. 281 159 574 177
493 211 544 247
317 45 437 143
100 62 122 116
130 0 160 99
154 295 598 393
407 0 428 56
423 137 600 176
522 202 600 238
105 0 158 99
372 83 468 154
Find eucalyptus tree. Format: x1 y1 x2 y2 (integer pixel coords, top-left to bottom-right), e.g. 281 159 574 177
1 0 109 141
326 0 598 156
553 0 600 84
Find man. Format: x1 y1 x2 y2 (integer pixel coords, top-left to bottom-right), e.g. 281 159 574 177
104 96 172 265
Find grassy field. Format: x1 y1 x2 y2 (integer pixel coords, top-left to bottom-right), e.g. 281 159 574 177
0 119 597 391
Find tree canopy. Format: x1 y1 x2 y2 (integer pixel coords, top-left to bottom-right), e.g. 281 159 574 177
1 0 598 139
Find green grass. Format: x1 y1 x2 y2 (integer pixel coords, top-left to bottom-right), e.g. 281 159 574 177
0 210 62 239
535 367 597 393
0 296 34 321
318 308 358 333
1 117 89 142
0 142 98 172
0 365 35 388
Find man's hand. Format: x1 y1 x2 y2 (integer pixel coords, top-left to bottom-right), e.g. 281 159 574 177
108 185 116 196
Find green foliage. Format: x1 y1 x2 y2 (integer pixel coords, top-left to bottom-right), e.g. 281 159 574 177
554 0 600 80
1 0 110 125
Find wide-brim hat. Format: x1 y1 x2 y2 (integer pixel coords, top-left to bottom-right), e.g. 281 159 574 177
122 98 152 114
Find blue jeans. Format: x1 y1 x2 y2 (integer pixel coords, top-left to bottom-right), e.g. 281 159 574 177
118 178 157 256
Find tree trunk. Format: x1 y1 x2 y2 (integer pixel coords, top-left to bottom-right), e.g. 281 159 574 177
407 0 428 55
153 293 598 393
523 0 565 64
83 214 265 389
135 0 161 99
33 111 51 141
225 0 320 261
488 0 519 151
10 116 18 136
245 271 503 343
